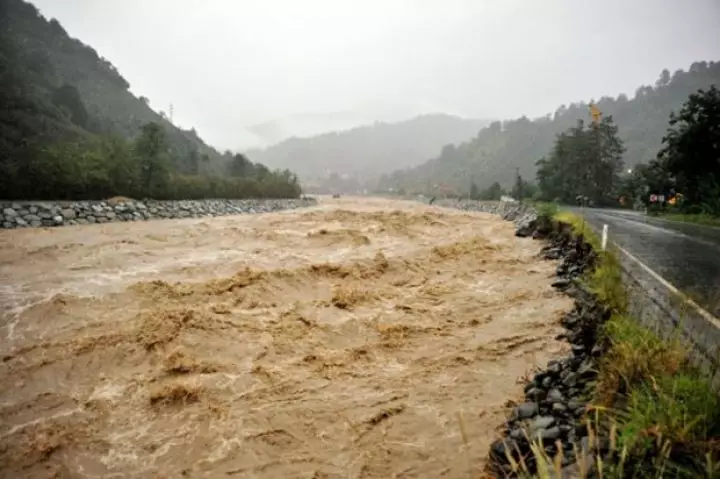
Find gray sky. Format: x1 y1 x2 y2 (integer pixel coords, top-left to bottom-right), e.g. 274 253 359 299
33 0 720 150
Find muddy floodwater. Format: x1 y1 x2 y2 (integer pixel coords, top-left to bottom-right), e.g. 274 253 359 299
0 196 572 478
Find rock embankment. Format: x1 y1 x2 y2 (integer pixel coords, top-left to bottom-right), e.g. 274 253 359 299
495 213 609 477
0 198 317 229
438 199 609 476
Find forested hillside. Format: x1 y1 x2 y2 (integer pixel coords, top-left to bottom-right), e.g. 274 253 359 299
378 62 720 195
0 0 300 199
245 114 490 193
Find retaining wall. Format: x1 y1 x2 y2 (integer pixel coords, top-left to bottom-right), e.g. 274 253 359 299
0 198 317 229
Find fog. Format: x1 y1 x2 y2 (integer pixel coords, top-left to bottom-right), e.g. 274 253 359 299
33 0 720 150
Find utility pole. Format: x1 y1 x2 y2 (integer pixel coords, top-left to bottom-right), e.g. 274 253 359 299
169 103 174 124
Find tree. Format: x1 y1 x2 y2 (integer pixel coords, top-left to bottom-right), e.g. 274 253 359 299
228 153 252 177
513 168 524 201
479 181 504 200
652 86 720 213
470 181 479 199
135 122 170 195
536 117 625 205
655 69 671 89
185 148 200 175
51 84 88 127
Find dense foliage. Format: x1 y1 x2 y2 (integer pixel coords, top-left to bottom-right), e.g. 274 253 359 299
0 0 300 200
380 62 720 196
536 117 625 206
246 114 490 194
638 85 720 215
533 86 719 216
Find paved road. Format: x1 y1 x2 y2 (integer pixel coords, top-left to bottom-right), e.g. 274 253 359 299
572 208 720 317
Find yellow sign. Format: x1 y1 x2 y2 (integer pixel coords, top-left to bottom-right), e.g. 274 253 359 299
590 104 602 124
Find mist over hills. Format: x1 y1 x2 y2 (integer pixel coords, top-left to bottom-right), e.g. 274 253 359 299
378 62 720 195
244 114 491 192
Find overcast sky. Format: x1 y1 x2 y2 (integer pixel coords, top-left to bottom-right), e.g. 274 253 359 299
33 0 720 149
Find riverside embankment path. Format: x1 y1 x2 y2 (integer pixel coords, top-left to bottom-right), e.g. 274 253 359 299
0 196 572 478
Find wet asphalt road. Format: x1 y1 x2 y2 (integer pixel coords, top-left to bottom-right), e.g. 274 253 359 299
572 208 720 317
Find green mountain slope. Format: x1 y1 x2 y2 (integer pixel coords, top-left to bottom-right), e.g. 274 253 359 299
245 114 491 191
1 0 300 200
379 62 720 195
0 0 225 172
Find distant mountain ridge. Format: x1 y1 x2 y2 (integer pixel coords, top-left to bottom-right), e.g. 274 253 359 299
245 113 492 191
378 62 720 195
246 111 378 147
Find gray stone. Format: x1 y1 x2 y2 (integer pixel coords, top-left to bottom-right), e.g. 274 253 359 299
24 214 41 222
3 208 17 217
513 402 539 421
106 211 116 219
2 222 13 228
29 206 38 214
53 215 64 224
530 416 556 432
15 217 28 226
30 220 42 227
547 388 564 403
61 208 76 219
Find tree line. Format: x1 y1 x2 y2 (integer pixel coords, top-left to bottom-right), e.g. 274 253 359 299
379 62 720 196
1 121 301 200
531 85 719 216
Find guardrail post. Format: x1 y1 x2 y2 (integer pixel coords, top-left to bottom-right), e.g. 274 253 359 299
601 224 608 251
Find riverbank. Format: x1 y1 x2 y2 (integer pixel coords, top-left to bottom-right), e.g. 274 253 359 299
0 197 317 229
482 204 720 478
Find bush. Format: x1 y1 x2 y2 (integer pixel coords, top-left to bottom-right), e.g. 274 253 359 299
2 127 302 200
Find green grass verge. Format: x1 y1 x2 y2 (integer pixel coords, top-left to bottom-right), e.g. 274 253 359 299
524 210 720 478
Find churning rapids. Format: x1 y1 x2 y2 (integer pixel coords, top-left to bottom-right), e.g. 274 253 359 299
0 196 572 478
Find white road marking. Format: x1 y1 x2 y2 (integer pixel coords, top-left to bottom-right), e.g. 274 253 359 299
612 243 720 328
577 212 720 326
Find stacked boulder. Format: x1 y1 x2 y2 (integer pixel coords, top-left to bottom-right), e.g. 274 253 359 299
0 198 317 229
489 219 611 477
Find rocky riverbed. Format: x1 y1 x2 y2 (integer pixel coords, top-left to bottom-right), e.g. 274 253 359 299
0 198 317 229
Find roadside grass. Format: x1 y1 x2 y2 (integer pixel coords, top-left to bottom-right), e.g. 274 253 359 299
509 210 720 478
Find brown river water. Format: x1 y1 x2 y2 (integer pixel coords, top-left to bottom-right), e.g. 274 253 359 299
0 196 572 478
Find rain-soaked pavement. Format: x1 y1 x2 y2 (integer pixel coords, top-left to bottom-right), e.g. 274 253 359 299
575 208 720 317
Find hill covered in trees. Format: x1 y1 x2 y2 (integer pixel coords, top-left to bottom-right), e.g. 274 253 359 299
245 114 491 193
0 0 300 199
378 62 720 196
